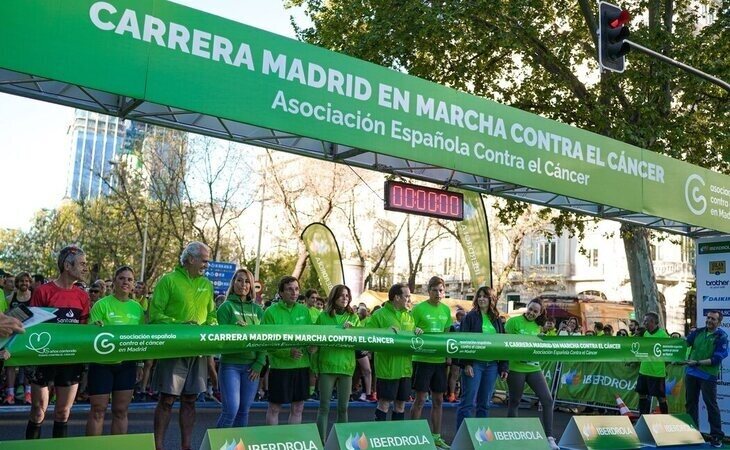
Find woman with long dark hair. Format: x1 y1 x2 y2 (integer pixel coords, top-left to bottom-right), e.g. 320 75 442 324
314 284 360 442
216 268 265 428
505 298 559 450
456 287 508 429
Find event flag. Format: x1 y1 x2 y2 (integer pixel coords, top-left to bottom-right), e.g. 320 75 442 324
301 223 345 295
4 324 686 366
454 188 492 288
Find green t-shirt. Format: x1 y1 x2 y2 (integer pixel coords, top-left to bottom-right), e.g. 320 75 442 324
90 295 145 326
505 315 542 373
0 291 7 313
481 314 497 334
411 300 452 363
149 266 217 325
315 311 361 375
262 300 312 369
639 327 669 377
217 294 266 370
309 306 321 323
366 302 416 379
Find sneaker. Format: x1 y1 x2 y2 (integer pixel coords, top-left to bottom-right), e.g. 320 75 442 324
446 393 457 403
366 393 377 402
4 394 14 405
547 436 560 450
24 392 31 404
433 436 450 449
710 437 723 448
358 393 368 402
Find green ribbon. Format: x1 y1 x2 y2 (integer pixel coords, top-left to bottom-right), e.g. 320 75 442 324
4 324 687 366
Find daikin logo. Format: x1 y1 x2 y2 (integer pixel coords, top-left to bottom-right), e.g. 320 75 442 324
703 296 730 302
685 174 707 215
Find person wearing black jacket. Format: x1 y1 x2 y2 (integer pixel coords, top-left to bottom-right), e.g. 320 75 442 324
456 287 508 429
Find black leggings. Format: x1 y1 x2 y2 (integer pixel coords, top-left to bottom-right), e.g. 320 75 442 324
507 370 554 437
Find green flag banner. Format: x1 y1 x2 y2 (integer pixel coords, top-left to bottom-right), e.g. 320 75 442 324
301 223 345 294
453 189 492 288
4 324 687 366
555 361 686 413
0 1 728 232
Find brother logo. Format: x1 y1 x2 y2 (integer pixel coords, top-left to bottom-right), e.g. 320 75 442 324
706 280 730 287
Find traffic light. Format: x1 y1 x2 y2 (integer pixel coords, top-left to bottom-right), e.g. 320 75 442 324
599 1 631 72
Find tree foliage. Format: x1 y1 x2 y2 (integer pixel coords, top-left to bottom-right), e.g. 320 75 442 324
288 0 728 319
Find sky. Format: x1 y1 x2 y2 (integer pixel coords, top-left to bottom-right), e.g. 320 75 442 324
0 1 307 230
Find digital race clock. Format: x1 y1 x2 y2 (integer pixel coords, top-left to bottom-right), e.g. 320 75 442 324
384 180 464 221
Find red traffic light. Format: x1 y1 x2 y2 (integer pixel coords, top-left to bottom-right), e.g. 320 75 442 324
609 10 631 29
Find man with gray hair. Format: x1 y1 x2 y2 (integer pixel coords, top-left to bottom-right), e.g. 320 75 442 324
149 242 217 450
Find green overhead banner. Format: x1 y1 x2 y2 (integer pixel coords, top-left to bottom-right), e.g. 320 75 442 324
4 324 686 366
453 189 492 288
0 0 728 232
301 223 345 295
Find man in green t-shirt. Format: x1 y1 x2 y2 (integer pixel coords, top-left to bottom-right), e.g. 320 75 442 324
149 242 216 450
635 311 670 415
685 310 728 448
368 283 422 422
411 276 452 450
263 276 313 425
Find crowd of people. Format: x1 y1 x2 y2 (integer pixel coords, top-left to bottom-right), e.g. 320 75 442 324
0 241 726 449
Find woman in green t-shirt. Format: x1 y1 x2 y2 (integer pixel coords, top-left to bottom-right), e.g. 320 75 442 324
505 298 559 450
216 268 265 428
86 266 145 436
314 284 360 442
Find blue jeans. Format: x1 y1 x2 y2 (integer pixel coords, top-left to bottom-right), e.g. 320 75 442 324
217 363 259 428
456 362 498 430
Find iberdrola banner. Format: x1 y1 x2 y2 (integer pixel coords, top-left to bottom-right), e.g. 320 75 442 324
556 361 686 413
4 324 686 366
301 223 345 295
453 189 492 288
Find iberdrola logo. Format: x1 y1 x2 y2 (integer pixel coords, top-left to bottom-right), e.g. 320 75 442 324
665 378 682 397
582 423 598 439
345 433 368 450
562 369 581 386
219 439 245 450
474 427 495 444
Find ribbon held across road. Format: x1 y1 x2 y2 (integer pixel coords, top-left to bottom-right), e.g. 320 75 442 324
3 324 686 366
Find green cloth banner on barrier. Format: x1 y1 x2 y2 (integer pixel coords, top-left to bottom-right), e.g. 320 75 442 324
0 1 728 232
4 324 687 366
555 362 686 413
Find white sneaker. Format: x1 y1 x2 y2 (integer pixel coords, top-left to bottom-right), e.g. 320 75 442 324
547 437 560 450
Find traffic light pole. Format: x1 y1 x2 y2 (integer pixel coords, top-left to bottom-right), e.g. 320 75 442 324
624 39 730 92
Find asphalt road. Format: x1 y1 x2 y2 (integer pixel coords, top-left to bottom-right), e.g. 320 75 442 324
0 400 573 449
0 401 720 450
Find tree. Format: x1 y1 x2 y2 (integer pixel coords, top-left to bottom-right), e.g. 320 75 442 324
261 150 360 278
289 0 728 323
404 215 449 291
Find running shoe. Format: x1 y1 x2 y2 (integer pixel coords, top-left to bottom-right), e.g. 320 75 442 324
433 436 450 449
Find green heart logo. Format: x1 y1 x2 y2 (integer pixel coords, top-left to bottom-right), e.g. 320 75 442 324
26 332 52 353
410 336 424 351
631 342 640 353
